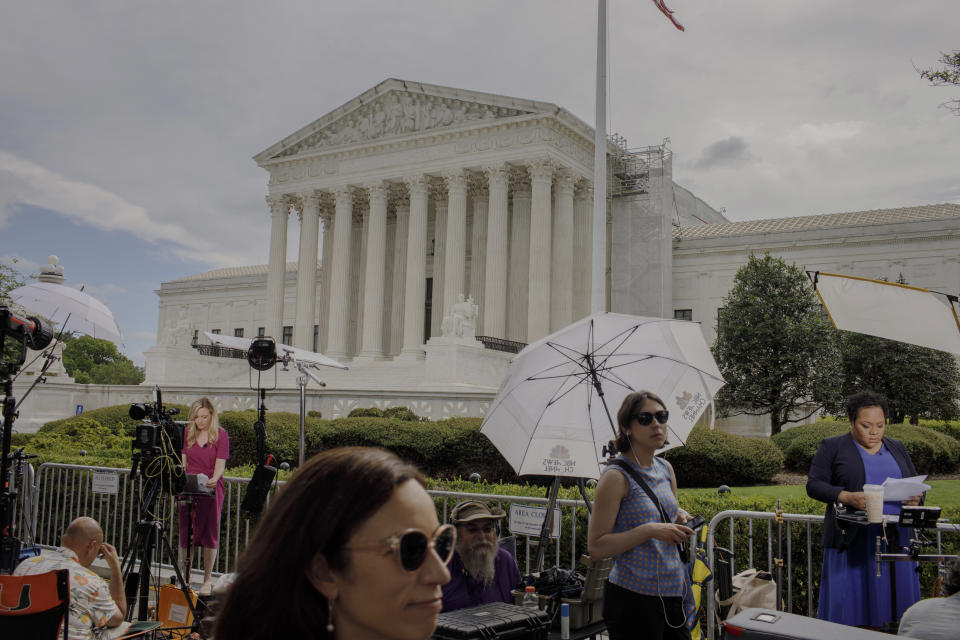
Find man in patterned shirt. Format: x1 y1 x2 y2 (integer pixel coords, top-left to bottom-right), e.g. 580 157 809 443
14 516 129 639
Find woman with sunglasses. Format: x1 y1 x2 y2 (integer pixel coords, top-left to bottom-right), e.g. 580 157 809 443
215 447 455 640
587 391 695 640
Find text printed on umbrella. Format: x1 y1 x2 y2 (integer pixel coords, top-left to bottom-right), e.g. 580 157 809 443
677 391 706 424
542 445 577 474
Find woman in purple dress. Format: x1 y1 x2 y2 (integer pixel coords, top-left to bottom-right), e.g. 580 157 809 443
178 397 229 595
807 390 923 628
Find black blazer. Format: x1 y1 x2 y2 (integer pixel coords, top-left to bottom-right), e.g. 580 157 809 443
805 432 918 550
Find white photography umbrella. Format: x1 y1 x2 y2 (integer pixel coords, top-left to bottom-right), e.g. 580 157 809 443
809 272 960 355
9 282 124 346
481 312 725 481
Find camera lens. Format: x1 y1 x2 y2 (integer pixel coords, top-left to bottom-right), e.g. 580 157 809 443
129 403 150 420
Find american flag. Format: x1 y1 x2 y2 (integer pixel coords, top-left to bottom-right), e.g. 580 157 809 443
652 0 685 31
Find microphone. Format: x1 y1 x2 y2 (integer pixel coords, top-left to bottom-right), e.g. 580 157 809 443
0 307 54 350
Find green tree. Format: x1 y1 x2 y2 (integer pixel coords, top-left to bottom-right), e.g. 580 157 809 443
712 253 843 435
832 331 960 424
918 50 960 115
1 260 28 377
62 335 145 385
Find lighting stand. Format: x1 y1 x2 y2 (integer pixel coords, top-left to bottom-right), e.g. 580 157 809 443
279 350 326 468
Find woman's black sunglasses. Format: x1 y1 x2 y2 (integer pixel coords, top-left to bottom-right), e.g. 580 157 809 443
346 523 457 572
634 410 669 426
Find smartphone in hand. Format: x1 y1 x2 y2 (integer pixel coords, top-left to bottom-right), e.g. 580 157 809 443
686 515 705 530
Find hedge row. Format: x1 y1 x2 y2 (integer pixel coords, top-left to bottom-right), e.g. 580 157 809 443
30 406 787 486
663 426 785 487
772 421 960 474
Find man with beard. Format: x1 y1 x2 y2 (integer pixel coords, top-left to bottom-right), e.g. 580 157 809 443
440 501 522 612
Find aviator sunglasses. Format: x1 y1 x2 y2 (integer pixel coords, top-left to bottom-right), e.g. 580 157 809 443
634 410 669 426
346 523 457 571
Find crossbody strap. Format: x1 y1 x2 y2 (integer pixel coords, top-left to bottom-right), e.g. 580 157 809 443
609 458 669 524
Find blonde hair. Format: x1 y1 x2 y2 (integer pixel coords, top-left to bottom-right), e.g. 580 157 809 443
186 397 221 448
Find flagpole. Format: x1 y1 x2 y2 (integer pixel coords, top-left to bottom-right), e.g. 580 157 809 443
591 0 607 314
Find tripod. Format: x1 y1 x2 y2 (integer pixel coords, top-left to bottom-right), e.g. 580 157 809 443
121 473 206 636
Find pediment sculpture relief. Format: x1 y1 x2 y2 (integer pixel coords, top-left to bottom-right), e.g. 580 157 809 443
276 93 532 158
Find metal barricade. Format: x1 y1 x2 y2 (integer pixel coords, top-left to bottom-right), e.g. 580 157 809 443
30 463 269 577
705 509 960 639
28 463 591 578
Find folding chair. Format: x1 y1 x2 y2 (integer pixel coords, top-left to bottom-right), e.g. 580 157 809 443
0 569 70 640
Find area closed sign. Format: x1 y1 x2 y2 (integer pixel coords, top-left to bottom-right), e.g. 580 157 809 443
508 503 561 538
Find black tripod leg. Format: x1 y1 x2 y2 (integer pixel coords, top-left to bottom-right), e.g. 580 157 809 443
576 478 593 515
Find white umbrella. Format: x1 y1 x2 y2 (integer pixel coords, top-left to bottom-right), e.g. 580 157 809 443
481 312 725 480
8 282 124 346
809 271 960 355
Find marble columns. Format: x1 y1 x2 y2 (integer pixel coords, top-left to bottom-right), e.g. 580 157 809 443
390 200 410 355
551 170 575 331
359 183 387 358
527 160 553 341
468 179 488 336
573 182 594 322
326 187 354 359
401 176 429 356
482 166 509 339
442 170 468 320
294 192 321 349
265 195 290 341
431 184 448 337
508 179 531 343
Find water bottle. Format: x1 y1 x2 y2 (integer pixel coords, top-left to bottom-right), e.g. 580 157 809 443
522 585 538 610
560 602 570 639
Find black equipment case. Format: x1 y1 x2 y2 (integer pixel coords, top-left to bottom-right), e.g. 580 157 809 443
724 608 920 640
433 602 551 639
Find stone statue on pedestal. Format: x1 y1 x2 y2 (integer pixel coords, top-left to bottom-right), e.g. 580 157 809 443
440 294 479 340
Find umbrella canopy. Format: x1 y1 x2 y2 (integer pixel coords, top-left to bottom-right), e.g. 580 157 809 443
481 312 725 479
204 332 348 370
810 271 960 355
8 282 124 346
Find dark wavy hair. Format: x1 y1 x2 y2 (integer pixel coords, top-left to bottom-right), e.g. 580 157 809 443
214 447 424 640
613 391 666 453
845 390 889 423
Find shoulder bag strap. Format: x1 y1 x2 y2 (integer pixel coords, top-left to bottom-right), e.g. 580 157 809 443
609 458 669 523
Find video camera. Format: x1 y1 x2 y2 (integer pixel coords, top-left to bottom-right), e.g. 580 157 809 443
129 387 185 494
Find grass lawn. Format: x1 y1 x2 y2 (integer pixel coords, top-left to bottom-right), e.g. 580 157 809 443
681 478 960 509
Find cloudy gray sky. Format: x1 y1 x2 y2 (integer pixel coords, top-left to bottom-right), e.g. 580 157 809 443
1 1 958 362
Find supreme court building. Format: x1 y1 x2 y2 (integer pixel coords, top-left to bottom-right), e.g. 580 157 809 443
143 79 960 425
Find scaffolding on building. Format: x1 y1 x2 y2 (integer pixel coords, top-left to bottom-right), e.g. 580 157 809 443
608 135 672 198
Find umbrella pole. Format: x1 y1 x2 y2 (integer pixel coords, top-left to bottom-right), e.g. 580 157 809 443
588 361 619 440
534 477 561 572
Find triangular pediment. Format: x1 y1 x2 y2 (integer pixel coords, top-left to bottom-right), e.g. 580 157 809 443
255 79 558 163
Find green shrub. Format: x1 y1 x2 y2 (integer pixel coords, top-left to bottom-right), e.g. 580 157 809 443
776 421 960 474
39 403 190 438
307 410 323 418
662 426 785 487
27 418 131 467
348 407 384 418
920 419 960 443
383 406 421 421
218 409 317 468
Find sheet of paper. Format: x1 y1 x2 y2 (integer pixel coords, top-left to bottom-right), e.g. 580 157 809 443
881 475 930 502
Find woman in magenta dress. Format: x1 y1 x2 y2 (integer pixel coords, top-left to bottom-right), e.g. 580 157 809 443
179 397 229 595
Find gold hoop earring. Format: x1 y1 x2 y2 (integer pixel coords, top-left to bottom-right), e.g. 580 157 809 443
326 598 335 633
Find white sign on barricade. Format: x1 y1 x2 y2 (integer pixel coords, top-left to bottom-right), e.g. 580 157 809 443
91 471 119 495
508 503 562 538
